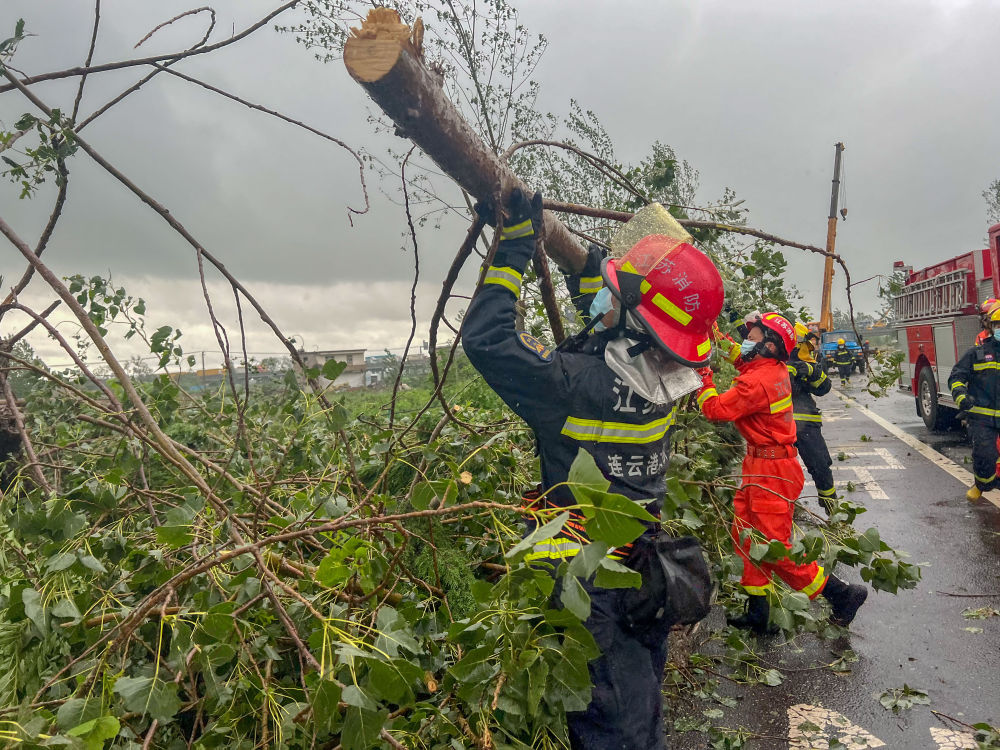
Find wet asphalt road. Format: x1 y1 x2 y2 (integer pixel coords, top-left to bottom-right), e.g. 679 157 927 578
669 383 1000 749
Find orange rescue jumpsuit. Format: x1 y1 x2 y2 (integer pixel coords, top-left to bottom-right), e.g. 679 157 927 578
697 357 828 599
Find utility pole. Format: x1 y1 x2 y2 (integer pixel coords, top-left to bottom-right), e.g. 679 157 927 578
819 142 845 332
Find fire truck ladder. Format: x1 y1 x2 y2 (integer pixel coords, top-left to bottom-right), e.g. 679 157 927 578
892 269 970 321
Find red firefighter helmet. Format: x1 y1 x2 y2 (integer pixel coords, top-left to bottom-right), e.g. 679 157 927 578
601 234 724 366
756 312 796 360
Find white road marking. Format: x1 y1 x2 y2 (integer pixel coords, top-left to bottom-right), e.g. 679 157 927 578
929 726 977 749
789 704 975 749
834 391 1000 510
832 465 889 500
787 703 885 749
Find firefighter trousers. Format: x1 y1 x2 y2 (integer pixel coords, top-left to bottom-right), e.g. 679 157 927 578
837 364 852 382
732 455 826 598
968 420 1000 490
795 421 836 501
566 577 670 750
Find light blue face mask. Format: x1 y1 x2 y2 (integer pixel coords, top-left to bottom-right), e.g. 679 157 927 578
992 329 1000 342
740 339 759 358
589 287 614 332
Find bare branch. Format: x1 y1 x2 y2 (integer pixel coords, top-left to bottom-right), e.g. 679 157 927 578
134 7 216 50
0 1 300 94
70 0 102 123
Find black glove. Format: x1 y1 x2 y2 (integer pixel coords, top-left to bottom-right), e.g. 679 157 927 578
474 188 542 237
957 393 975 412
582 242 608 276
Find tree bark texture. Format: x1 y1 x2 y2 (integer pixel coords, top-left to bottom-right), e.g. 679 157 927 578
344 9 587 273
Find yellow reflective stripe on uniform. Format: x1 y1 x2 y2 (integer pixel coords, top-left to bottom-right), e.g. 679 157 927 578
525 539 581 560
650 293 693 326
801 567 827 598
697 338 712 356
951 381 966 389
742 583 773 596
525 539 627 562
793 412 823 422
973 362 1000 371
809 371 828 387
560 409 677 444
578 276 603 294
817 487 837 497
697 388 718 408
970 405 1000 417
769 395 792 413
975 472 998 484
955 393 968 406
500 219 533 240
483 266 522 295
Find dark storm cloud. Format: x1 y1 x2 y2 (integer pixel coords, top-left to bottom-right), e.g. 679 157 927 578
521 0 1000 313
3 0 999 359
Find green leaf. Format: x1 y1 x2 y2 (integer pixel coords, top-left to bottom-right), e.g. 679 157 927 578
566 541 610 579
366 659 415 705
309 679 342 733
51 597 82 620
593 557 642 589
759 668 784 686
321 359 347 381
341 684 378 711
155 525 192 549
411 479 458 511
560 576 591 620
858 527 883 553
66 716 120 750
21 588 48 635
201 602 236 642
575 487 655 547
113 676 181 723
506 511 569 560
567 449 610 491
341 706 388 750
77 554 107 574
56 698 101 730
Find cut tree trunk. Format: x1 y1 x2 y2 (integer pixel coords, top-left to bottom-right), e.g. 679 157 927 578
343 8 587 273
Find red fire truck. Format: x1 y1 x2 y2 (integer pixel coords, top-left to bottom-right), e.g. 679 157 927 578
893 223 1000 431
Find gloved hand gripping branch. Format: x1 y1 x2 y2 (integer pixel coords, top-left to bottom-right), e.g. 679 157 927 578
474 188 543 270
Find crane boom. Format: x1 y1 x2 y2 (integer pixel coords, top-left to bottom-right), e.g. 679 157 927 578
819 142 845 331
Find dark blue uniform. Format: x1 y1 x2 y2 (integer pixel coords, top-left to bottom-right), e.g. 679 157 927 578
832 345 853 385
463 233 676 749
787 349 836 508
949 339 1000 491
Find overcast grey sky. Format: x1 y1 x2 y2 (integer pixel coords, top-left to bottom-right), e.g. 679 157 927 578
2 0 999 366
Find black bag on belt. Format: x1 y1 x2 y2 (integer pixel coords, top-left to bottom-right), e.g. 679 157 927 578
622 533 713 631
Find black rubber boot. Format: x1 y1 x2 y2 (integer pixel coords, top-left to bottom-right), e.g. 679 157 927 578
727 595 776 634
818 493 838 516
822 575 868 626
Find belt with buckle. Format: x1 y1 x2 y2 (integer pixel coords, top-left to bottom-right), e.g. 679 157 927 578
747 444 797 459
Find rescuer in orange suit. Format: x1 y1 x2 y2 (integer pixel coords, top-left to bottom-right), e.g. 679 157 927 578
697 312 869 633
